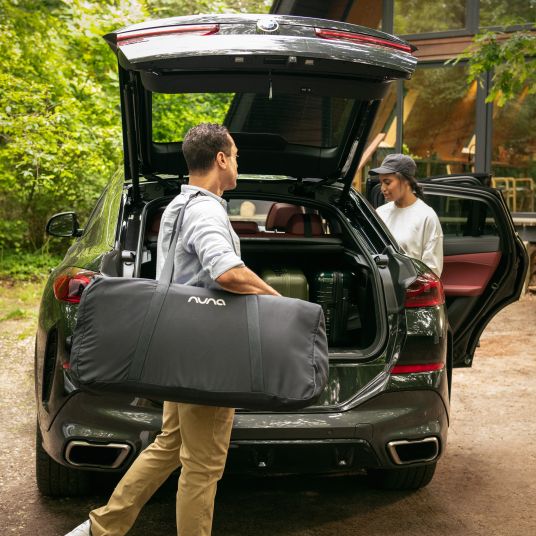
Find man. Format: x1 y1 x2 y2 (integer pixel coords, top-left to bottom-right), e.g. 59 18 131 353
67 123 280 536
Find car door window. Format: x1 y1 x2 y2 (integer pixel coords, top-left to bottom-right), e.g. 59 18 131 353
424 191 503 337
425 192 501 254
424 191 502 329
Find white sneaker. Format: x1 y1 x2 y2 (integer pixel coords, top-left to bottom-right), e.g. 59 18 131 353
65 520 92 536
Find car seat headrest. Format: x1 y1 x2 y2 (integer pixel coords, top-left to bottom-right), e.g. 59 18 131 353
265 203 304 231
231 220 259 234
286 213 324 236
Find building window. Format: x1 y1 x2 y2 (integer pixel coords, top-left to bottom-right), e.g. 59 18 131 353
479 0 536 28
272 0 383 28
394 0 466 35
355 84 397 190
491 91 536 212
344 0 383 29
402 64 477 177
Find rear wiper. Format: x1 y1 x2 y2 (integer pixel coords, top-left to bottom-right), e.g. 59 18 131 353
143 174 182 195
288 177 329 197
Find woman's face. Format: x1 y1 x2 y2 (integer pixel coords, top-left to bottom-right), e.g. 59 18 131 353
379 173 409 203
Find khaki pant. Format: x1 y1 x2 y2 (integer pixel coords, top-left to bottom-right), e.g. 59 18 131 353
89 401 235 536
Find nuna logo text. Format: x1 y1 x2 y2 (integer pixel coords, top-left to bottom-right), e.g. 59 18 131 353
187 296 226 306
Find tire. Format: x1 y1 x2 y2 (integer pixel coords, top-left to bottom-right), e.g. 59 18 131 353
35 423 92 497
366 462 437 490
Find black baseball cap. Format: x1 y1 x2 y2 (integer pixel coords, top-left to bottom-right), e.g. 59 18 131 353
370 153 417 177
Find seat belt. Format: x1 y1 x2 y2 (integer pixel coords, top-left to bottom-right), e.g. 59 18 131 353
303 214 312 237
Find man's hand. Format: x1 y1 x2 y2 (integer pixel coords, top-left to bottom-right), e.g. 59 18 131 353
216 266 281 296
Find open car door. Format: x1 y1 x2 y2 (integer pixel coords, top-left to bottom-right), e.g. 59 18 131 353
367 175 528 367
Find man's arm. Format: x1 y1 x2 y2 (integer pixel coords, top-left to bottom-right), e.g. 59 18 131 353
216 266 281 296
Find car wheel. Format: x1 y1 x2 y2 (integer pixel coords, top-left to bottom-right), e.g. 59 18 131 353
366 462 437 490
35 423 92 497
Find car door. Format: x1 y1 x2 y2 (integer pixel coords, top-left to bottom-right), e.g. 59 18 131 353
367 176 528 367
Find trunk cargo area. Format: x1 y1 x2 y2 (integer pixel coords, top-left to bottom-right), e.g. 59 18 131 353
128 195 392 408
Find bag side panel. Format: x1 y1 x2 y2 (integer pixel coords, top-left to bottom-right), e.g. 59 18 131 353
257 296 327 400
70 278 157 384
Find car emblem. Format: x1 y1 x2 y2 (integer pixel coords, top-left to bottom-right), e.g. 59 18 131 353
257 18 279 33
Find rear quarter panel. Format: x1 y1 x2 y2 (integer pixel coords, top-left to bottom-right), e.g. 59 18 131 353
36 169 124 429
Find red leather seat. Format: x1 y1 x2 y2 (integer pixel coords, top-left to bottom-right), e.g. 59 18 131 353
265 203 304 231
146 207 166 244
230 220 260 235
286 213 325 236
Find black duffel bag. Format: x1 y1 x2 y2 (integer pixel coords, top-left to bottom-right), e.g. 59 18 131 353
69 195 329 410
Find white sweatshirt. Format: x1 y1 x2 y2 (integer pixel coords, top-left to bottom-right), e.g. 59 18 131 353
377 198 444 276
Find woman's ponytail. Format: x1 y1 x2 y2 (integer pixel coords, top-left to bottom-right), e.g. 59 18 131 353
410 177 425 200
397 172 425 200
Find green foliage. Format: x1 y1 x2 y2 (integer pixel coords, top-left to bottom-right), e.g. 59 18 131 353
0 250 63 281
0 308 30 322
0 0 271 255
147 0 271 17
0 219 27 252
453 27 536 106
0 0 147 251
152 93 235 142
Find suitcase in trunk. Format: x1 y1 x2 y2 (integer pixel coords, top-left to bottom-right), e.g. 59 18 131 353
261 267 309 301
311 271 361 346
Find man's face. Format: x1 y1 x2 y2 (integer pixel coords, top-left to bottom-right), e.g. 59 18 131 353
222 135 239 191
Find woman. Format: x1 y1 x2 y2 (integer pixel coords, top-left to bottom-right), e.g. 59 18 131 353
370 154 443 276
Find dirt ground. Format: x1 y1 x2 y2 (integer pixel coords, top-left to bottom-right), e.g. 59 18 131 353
0 282 535 536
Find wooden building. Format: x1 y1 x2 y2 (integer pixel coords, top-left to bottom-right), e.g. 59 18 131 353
270 1 535 211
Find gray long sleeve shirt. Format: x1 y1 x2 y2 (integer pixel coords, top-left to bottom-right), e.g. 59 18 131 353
156 185 244 289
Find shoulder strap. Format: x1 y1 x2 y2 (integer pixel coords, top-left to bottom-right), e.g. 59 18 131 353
159 191 202 285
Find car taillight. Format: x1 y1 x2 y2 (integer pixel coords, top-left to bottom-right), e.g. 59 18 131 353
117 24 220 45
404 272 445 308
391 363 445 375
53 268 98 304
315 28 413 53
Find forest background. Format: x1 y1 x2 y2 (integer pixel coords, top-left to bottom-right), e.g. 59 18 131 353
0 0 270 279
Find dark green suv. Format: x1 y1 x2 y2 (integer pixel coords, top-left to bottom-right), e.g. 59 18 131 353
35 14 528 497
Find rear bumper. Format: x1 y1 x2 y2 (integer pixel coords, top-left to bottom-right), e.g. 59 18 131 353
42 388 448 475
229 389 448 473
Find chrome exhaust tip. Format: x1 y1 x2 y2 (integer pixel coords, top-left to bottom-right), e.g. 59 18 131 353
65 441 131 469
387 437 439 465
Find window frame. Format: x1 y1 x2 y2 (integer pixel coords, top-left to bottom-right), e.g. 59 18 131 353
390 0 535 41
391 60 493 175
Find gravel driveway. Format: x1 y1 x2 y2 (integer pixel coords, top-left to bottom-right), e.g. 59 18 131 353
1 283 534 535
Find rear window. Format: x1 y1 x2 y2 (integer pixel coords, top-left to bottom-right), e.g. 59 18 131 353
227 198 336 235
152 93 233 143
152 92 357 148
227 199 275 227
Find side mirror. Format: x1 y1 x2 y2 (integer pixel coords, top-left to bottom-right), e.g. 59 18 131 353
46 212 84 238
